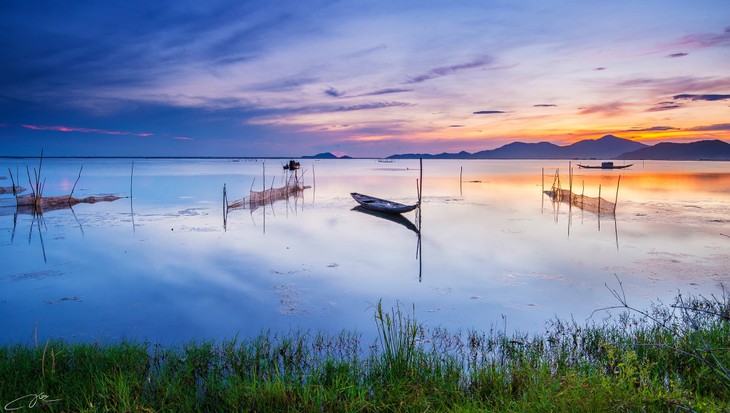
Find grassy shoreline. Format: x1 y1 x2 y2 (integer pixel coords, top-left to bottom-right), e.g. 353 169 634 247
2 295 728 412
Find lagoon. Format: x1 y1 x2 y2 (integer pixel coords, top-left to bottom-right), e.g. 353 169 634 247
1 158 729 345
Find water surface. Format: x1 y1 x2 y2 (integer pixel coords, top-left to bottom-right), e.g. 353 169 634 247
1 158 728 344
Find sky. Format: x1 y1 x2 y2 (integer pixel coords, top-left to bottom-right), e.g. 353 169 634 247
1 0 729 158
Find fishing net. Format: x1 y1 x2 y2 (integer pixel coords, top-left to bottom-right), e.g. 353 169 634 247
227 183 308 211
543 169 618 215
543 188 616 215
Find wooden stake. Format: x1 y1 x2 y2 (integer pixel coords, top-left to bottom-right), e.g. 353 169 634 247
460 166 463 196
70 165 84 199
419 158 423 206
541 167 544 194
130 161 134 199
614 175 621 214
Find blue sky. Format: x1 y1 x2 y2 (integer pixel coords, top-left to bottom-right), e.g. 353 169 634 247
1 0 729 157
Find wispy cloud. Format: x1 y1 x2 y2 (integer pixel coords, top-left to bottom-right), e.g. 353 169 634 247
533 104 557 107
325 87 344 97
673 93 730 101
647 103 683 112
666 52 688 58
359 88 412 97
406 57 494 84
335 102 413 112
22 124 153 137
578 102 626 117
174 136 194 141
473 110 506 115
623 126 678 132
686 123 730 131
670 26 730 49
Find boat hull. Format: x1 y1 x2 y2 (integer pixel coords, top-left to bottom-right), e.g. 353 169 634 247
350 192 418 214
577 163 633 169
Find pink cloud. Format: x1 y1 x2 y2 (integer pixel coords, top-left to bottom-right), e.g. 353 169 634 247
578 102 626 117
668 26 730 50
22 124 153 137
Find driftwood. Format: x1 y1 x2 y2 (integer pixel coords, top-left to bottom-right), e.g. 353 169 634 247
0 186 27 195
15 194 122 214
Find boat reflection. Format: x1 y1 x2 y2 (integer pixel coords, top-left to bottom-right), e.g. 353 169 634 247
350 205 419 234
351 205 423 281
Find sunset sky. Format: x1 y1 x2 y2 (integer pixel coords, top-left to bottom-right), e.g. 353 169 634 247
1 1 729 157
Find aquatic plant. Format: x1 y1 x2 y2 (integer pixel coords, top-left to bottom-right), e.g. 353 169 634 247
0 288 728 412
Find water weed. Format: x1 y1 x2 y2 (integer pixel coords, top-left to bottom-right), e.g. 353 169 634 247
1 290 728 412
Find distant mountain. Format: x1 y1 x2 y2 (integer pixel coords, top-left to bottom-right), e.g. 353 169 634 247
302 152 352 159
562 134 648 158
388 135 648 159
617 140 730 160
473 141 564 159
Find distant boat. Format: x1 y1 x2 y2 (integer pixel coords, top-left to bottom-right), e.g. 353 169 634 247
577 161 633 169
350 192 419 214
283 160 301 170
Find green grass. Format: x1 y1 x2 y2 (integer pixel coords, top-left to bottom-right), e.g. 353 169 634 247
1 291 729 412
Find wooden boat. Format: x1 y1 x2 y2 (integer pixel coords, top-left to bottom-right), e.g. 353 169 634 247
350 192 418 214
577 161 633 169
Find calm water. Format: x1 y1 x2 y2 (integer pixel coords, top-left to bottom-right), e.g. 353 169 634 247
1 158 729 345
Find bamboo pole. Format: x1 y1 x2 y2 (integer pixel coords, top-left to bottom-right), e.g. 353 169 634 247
459 166 463 195
614 175 621 214
568 162 573 213
419 158 423 206
70 165 84 199
541 167 544 194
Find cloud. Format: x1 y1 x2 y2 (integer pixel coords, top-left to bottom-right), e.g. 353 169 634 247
647 103 683 112
335 102 414 112
666 52 688 58
578 102 626 116
449 125 464 128
406 57 494 84
359 88 412 96
325 87 344 97
594 67 606 71
473 110 506 115
686 123 730 131
673 93 730 101
174 136 194 141
22 124 153 137
671 26 730 49
623 126 678 132
533 104 557 107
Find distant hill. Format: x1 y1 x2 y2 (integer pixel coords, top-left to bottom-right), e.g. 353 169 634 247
388 135 648 159
302 152 352 159
617 140 730 160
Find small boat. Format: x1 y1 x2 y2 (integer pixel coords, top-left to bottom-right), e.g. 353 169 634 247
350 192 419 214
577 161 633 169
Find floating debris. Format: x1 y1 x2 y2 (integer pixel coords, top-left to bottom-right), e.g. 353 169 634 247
7 152 123 215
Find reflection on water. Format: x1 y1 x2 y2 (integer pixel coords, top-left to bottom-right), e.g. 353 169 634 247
1 159 729 345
